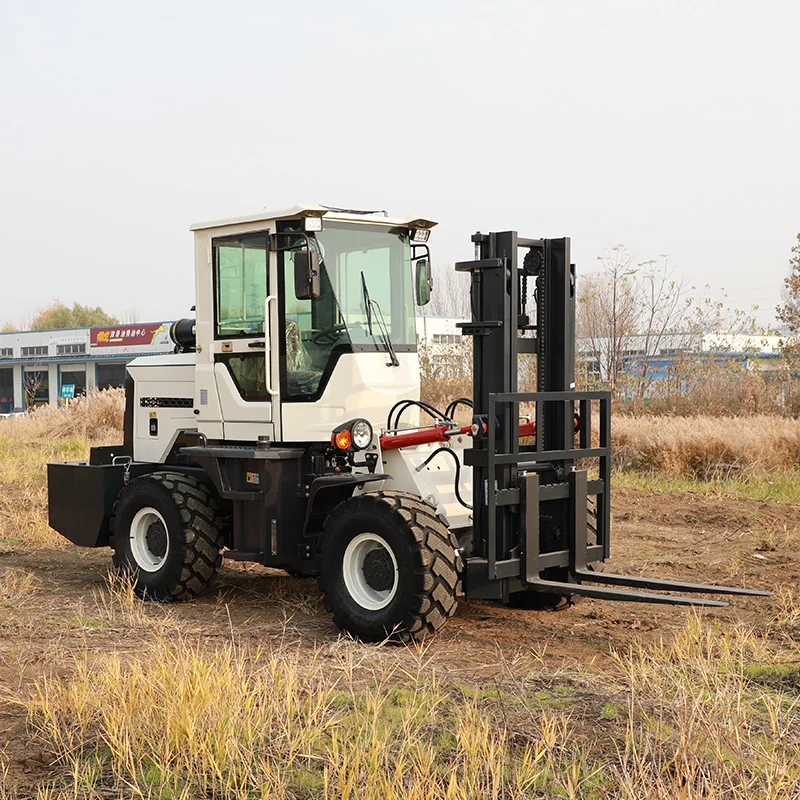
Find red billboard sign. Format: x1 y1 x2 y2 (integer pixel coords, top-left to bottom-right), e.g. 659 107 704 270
90 323 169 348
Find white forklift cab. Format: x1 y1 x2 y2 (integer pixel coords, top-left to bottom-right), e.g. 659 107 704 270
189 204 431 445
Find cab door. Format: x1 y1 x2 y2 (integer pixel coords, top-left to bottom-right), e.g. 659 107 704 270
211 230 280 441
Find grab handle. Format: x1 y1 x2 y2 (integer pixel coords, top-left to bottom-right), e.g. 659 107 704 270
264 295 278 395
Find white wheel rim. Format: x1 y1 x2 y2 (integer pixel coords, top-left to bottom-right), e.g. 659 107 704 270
342 533 399 611
129 507 169 572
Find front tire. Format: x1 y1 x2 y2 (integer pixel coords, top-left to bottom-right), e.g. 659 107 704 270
110 472 224 601
318 491 462 642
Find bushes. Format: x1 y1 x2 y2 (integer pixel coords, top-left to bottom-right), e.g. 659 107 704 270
0 390 123 552
0 389 124 442
612 415 800 479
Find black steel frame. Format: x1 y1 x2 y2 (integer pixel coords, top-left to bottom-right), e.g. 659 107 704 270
456 230 770 606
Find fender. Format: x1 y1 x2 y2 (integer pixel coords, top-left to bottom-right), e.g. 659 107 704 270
302 473 389 536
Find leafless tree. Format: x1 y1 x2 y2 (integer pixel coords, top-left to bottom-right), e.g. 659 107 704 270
422 263 470 319
576 246 641 394
120 307 140 324
630 255 696 397
23 369 46 408
776 233 800 352
578 244 763 400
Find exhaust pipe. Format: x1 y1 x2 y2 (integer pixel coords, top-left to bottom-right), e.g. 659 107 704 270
170 318 196 352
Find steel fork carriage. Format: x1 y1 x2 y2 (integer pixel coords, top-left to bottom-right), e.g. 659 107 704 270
456 231 769 606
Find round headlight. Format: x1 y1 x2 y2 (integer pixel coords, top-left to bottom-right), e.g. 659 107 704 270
351 419 373 450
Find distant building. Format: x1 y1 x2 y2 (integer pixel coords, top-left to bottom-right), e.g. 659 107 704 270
416 315 468 348
576 332 786 386
0 322 174 413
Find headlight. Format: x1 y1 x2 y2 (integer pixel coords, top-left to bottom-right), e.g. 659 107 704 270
331 418 373 451
351 420 373 450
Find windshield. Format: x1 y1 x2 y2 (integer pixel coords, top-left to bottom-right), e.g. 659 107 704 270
280 220 417 400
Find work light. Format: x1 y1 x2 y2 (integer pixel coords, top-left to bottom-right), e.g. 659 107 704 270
411 228 430 243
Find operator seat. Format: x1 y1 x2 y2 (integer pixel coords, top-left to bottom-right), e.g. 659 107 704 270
285 318 322 396
285 319 310 371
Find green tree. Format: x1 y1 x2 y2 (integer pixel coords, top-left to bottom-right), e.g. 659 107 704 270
777 234 800 333
29 302 119 331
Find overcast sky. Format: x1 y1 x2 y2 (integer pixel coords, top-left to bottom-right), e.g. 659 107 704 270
1 0 798 327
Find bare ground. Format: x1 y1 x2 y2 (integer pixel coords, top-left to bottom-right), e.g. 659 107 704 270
0 486 795 790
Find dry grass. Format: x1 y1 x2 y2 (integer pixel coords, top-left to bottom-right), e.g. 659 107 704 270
3 608 800 799
0 569 39 608
0 390 123 552
423 366 800 486
18 637 571 799
0 389 124 442
613 415 800 480
608 615 800 797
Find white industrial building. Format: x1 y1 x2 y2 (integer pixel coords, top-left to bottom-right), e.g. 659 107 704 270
0 322 174 413
416 315 468 347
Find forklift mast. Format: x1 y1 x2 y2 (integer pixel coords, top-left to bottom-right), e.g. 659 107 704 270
456 231 768 606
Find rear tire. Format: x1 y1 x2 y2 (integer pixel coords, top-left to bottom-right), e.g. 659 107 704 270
318 491 462 642
110 472 224 601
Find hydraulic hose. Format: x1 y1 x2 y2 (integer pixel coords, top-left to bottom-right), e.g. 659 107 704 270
416 446 472 509
387 399 451 431
444 397 473 419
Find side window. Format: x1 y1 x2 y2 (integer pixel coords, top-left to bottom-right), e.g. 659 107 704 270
223 355 270 401
214 233 269 337
282 253 330 399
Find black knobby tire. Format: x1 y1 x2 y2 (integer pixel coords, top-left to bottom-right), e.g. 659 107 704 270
318 491 462 642
110 472 224 601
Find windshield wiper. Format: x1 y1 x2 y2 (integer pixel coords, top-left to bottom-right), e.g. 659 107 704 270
360 272 374 336
360 271 399 367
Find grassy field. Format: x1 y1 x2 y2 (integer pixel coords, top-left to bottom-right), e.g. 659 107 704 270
2 395 800 798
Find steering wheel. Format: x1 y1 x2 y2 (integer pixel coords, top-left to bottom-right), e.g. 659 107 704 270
311 323 349 346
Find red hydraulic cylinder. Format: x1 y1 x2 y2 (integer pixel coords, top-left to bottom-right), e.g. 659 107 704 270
379 424 473 451
379 415 578 451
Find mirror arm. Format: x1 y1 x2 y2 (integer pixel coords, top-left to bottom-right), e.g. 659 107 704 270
269 231 313 252
411 242 431 262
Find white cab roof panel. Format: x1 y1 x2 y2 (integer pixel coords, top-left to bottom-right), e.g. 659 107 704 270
190 203 437 232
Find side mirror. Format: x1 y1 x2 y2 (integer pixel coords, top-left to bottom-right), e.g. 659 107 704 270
415 259 432 306
294 250 320 300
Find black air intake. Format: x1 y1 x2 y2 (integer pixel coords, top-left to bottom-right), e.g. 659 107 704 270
170 318 196 352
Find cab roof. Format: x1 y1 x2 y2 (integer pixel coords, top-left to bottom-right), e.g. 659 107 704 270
190 203 437 232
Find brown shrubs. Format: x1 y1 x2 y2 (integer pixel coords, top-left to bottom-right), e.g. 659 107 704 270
0 389 124 442
613 415 800 479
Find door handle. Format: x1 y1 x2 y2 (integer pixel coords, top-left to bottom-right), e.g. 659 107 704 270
264 295 278 395
248 340 265 349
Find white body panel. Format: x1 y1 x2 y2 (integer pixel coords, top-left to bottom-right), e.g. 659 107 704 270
379 441 473 530
125 351 472 529
127 355 197 463
281 351 420 442
213 362 275 441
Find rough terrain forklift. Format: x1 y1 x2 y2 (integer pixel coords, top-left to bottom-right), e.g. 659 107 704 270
47 204 770 640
